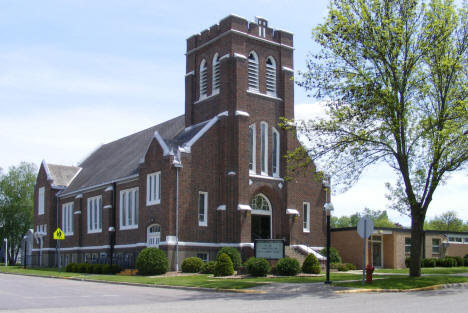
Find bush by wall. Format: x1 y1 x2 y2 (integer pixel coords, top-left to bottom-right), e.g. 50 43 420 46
320 247 342 264
181 257 204 273
273 257 301 276
64 263 119 274
331 262 357 271
136 248 168 275
215 253 234 276
453 256 464 267
302 254 321 274
201 261 217 274
246 257 270 277
421 258 437 268
110 264 122 274
437 257 457 267
217 247 241 270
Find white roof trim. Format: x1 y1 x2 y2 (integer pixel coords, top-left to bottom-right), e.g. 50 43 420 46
237 204 252 211
282 66 294 72
154 131 171 156
182 112 228 152
291 244 326 261
185 70 195 77
104 186 113 192
233 53 247 60
103 205 112 209
247 89 283 101
249 174 284 182
286 208 299 216
227 171 236 176
42 160 52 181
73 210 81 215
75 194 83 199
217 205 227 211
235 110 250 117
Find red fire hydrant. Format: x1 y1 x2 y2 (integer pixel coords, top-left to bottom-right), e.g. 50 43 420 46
365 264 375 284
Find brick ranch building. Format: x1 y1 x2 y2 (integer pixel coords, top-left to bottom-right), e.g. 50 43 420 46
32 15 328 270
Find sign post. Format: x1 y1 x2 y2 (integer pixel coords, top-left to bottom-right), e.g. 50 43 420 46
53 228 65 269
357 216 374 285
3 238 7 267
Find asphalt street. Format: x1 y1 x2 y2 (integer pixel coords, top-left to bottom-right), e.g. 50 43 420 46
1 273 467 313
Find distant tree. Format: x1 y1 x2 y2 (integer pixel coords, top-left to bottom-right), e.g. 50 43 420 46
0 162 37 264
331 208 395 228
293 0 468 277
425 211 468 232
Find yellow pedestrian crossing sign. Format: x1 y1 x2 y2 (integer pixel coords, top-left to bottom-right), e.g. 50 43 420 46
53 228 65 240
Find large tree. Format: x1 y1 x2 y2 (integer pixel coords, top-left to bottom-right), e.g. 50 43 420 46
331 208 396 228
0 162 37 264
295 0 467 276
425 210 468 231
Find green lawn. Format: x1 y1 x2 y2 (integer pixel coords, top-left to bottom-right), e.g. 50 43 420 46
0 266 84 278
335 275 468 290
375 267 468 275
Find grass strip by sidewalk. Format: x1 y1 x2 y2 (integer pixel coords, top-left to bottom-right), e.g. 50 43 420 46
375 267 468 275
335 275 468 290
1 266 363 289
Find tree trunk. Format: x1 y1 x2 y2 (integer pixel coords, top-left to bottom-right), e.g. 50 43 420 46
410 212 424 277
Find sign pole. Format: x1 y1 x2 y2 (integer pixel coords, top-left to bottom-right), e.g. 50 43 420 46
362 220 366 285
58 239 61 269
4 239 7 267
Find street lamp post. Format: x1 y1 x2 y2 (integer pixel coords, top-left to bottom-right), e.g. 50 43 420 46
323 202 334 284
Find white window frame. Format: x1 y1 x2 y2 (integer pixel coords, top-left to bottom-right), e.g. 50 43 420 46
249 124 256 174
38 187 45 215
303 202 310 233
198 191 208 227
266 56 277 96
146 172 161 205
62 202 74 235
120 187 139 230
432 238 441 254
212 53 220 94
87 196 102 233
147 224 161 247
404 237 411 254
260 122 268 175
272 127 280 177
247 51 259 91
199 59 208 99
197 253 208 262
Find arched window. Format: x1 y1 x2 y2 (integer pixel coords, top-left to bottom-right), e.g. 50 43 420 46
212 53 220 94
147 224 161 247
272 127 280 177
260 122 268 175
248 51 259 91
266 56 276 96
249 124 256 173
199 59 208 99
251 194 271 215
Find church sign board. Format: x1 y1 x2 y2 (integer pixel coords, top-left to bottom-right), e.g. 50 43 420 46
254 239 285 260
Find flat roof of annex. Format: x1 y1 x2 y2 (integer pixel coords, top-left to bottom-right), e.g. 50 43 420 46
186 14 293 55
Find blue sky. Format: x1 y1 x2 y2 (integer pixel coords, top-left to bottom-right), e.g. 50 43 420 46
0 0 466 225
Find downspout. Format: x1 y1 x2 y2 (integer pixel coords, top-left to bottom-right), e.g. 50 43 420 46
110 182 117 266
173 153 183 272
56 194 60 268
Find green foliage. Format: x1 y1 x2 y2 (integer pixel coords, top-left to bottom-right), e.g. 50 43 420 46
320 247 342 264
136 248 168 275
331 262 357 271
214 253 234 277
200 261 217 274
181 257 203 273
273 258 301 276
331 209 395 228
216 247 241 270
421 258 437 268
110 264 122 274
424 211 468 232
302 254 321 274
436 257 457 267
101 264 111 274
0 162 37 264
453 256 464 267
295 0 468 278
246 257 270 277
405 257 411 268
65 263 76 272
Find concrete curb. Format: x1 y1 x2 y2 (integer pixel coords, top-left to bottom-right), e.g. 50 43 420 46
335 282 468 294
0 272 266 294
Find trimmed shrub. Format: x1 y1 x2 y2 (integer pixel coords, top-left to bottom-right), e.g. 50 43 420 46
302 254 321 274
437 257 457 267
334 263 357 271
136 248 168 275
101 264 111 274
464 255 468 266
201 261 217 274
181 257 204 273
65 263 76 273
92 264 103 274
453 256 464 267
421 258 436 268
320 247 342 264
216 247 241 270
246 258 270 277
274 257 301 276
77 263 89 273
86 264 95 274
110 264 122 274
214 253 234 276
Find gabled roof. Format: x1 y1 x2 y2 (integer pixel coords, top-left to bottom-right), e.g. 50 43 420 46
62 115 185 195
42 160 81 189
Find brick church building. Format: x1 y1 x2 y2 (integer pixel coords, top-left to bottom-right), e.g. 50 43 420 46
33 15 328 269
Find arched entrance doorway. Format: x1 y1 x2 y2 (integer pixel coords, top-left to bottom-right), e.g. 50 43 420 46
251 194 272 240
